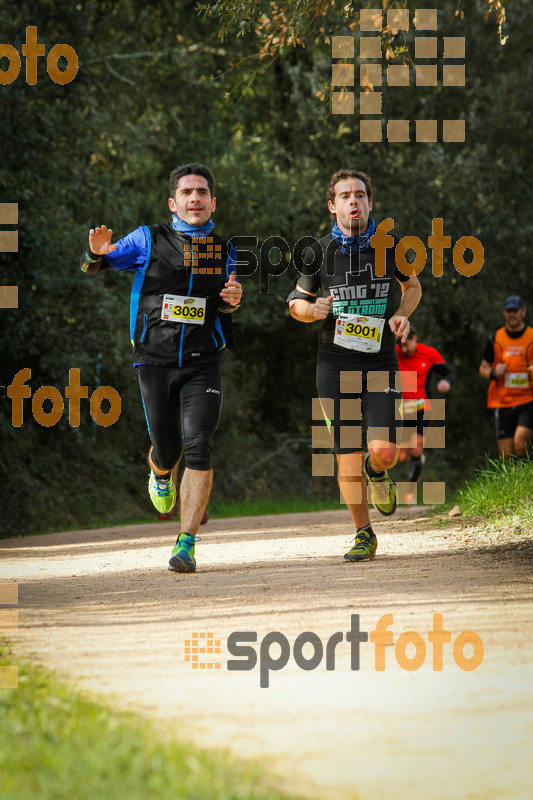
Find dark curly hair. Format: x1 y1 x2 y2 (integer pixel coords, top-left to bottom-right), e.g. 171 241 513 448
169 163 215 197
326 169 372 204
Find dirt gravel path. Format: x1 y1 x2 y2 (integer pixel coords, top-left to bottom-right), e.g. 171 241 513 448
2 508 532 800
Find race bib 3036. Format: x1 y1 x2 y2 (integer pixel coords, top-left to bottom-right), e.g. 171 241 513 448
161 294 206 325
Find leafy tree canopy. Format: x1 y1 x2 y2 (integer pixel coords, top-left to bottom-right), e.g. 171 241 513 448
198 0 512 55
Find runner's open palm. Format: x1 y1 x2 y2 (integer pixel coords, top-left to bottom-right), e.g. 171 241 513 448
89 225 118 255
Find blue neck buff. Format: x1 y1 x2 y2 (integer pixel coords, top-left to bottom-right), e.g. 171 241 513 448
172 213 214 237
331 217 376 253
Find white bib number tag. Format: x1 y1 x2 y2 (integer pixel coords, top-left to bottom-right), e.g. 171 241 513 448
161 294 206 325
334 315 384 353
504 372 529 388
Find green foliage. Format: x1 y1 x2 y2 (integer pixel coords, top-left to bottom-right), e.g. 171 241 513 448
458 456 533 527
0 0 530 535
200 0 513 52
0 647 303 800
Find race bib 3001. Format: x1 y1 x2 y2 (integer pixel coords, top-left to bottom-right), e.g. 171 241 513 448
334 314 385 353
161 294 206 325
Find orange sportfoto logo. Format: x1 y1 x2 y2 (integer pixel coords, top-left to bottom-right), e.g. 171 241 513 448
185 614 484 688
0 27 78 85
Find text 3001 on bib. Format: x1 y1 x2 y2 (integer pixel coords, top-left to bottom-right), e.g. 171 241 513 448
334 315 384 353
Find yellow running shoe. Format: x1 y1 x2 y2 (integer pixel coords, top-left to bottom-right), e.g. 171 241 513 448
168 532 199 573
344 529 378 562
364 453 397 516
148 470 175 514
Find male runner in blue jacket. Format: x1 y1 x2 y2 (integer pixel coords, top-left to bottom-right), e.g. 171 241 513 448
81 163 242 573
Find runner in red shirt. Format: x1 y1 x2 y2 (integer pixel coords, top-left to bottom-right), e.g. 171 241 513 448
395 326 455 490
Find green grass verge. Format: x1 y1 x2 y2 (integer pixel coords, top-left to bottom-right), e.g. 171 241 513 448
454 456 533 527
0 645 303 800
207 495 340 519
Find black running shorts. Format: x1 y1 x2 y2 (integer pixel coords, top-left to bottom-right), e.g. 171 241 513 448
137 355 222 471
316 349 403 454
494 400 533 440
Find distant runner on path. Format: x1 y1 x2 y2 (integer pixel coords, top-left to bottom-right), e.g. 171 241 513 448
287 169 421 563
395 327 455 495
479 295 533 459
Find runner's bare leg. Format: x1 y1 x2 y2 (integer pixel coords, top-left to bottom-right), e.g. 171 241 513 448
180 468 212 535
513 425 533 457
337 452 370 529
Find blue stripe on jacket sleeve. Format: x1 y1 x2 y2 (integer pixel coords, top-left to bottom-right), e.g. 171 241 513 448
104 226 150 272
129 226 151 342
225 242 238 279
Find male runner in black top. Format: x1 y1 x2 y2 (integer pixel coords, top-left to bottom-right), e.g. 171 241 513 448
81 163 242 573
288 169 421 562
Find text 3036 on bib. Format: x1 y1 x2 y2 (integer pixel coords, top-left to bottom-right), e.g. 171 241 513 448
161 294 206 325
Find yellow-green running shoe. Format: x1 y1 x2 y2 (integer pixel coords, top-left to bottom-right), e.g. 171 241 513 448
148 469 175 514
364 453 397 516
344 529 378 562
168 532 200 573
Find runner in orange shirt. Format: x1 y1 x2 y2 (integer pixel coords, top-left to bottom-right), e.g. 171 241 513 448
479 295 533 459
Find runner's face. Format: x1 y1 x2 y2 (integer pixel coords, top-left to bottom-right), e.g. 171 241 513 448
397 336 417 356
328 178 372 236
502 307 526 331
168 175 216 227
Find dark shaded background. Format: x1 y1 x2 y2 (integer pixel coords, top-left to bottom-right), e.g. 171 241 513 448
1 0 531 535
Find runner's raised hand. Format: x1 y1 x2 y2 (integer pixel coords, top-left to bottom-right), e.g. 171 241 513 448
89 225 118 255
